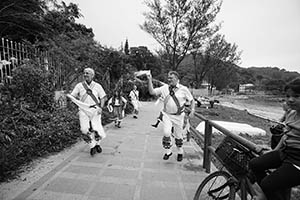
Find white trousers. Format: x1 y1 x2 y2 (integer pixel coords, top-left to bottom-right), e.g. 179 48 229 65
79 110 106 148
162 111 185 154
131 100 140 114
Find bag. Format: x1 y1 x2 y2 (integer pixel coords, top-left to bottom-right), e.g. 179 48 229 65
215 136 255 177
270 124 285 149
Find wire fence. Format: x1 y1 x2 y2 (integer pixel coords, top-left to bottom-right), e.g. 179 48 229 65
0 38 69 108
0 37 55 84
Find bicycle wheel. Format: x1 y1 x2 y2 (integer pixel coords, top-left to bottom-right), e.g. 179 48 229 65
193 171 236 200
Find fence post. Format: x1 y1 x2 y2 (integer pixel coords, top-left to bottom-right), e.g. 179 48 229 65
203 121 212 173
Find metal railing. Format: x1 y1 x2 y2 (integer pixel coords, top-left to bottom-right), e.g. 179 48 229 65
0 37 54 84
189 110 262 173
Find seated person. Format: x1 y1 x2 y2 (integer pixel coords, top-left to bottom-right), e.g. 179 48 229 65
249 77 300 200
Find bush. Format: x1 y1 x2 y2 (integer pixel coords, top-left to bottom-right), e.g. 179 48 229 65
0 106 81 182
9 61 55 110
0 62 83 182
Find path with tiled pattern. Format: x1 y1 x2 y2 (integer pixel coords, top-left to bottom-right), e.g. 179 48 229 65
10 102 208 200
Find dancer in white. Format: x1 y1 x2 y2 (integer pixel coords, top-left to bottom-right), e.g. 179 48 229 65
69 68 107 156
129 85 140 118
107 90 127 128
147 71 195 161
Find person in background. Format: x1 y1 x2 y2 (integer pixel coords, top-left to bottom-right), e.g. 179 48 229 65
129 85 140 119
249 77 300 200
147 71 195 162
107 90 127 128
70 68 107 156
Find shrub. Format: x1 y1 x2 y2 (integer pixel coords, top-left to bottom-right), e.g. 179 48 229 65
9 61 55 110
0 62 83 182
0 104 81 182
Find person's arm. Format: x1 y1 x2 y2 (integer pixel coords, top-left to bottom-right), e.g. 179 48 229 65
185 88 195 117
189 99 195 118
106 98 113 112
121 96 127 109
129 91 133 101
273 134 287 151
70 84 80 99
96 84 106 114
146 73 156 95
100 96 107 108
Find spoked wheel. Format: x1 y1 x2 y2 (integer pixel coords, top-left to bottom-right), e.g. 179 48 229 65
194 171 237 200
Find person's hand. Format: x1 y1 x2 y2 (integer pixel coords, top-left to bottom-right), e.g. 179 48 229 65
189 109 195 118
257 145 271 155
97 107 102 115
146 73 152 81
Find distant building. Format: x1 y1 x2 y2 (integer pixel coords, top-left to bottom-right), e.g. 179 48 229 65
190 81 217 97
239 83 254 93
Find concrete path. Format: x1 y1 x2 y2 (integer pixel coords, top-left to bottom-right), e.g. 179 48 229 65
7 102 208 200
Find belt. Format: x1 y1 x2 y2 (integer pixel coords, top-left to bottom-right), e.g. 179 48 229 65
167 111 184 115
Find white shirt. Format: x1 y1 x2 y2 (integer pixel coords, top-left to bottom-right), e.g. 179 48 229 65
153 83 193 114
71 81 106 105
129 90 139 101
108 96 127 106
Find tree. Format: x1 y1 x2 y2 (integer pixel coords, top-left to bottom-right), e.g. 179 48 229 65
124 39 129 55
263 79 286 95
42 2 94 40
0 0 48 42
140 0 222 70
129 46 162 76
187 34 241 89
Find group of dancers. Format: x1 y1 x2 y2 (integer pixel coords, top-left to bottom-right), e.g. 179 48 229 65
68 69 300 200
68 68 195 162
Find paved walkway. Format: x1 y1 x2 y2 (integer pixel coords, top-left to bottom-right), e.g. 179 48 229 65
8 102 208 200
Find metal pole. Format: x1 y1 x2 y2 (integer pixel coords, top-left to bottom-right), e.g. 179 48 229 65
203 121 212 173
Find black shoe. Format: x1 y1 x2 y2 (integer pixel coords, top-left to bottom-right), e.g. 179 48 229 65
95 145 102 153
177 154 183 162
133 116 138 119
151 124 158 128
117 122 121 128
90 147 96 156
163 152 172 160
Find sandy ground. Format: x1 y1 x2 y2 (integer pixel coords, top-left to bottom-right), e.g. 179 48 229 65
217 95 284 123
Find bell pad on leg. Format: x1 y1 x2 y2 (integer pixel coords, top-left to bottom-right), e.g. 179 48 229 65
162 136 172 149
175 138 183 148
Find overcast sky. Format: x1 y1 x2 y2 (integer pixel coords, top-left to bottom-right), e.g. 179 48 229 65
62 0 300 73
